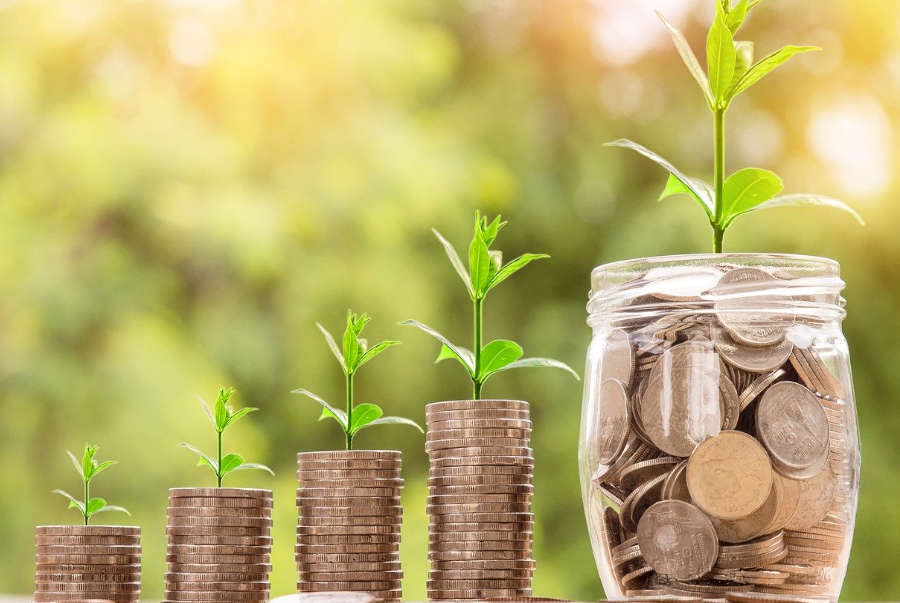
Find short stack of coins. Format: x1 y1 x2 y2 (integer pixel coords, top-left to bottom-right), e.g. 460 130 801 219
585 264 857 599
425 399 536 600
165 487 273 603
296 450 404 602
34 525 141 603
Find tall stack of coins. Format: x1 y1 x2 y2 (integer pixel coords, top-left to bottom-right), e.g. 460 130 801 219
34 525 141 603
165 487 273 603
425 400 536 600
582 262 858 600
296 450 404 602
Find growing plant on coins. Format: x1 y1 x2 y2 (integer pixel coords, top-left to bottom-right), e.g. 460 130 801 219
180 386 274 487
293 310 424 450
53 444 129 525
403 212 578 399
606 0 862 252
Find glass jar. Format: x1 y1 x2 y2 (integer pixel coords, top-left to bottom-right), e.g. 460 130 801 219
578 254 860 601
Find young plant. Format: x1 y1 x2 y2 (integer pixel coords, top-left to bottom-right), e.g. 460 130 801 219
606 0 863 252
53 444 129 526
180 386 274 487
293 310 423 450
402 212 578 399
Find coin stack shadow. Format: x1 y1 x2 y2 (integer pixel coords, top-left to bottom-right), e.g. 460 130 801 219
34 525 141 603
295 450 404 602
165 487 273 603
425 399 535 601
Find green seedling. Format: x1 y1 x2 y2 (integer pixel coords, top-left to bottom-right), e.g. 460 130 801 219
53 444 129 525
403 212 578 399
293 310 424 450
180 386 274 487
607 0 862 252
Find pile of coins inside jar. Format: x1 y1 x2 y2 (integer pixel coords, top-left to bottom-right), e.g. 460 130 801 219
295 450 404 602
165 487 273 603
33 525 141 603
588 266 854 599
425 400 536 600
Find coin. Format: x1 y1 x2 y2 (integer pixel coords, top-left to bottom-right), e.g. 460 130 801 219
297 561 401 572
167 506 271 517
33 596 136 603
167 497 272 508
297 515 402 527
429 522 533 532
429 464 533 476
295 542 398 554
295 532 400 543
35 563 141 573
783 465 836 530
428 550 530 561
429 455 534 468
619 472 667 533
163 590 267 601
429 559 535 570
428 540 531 552
642 265 723 301
711 472 781 543
34 583 141 593
166 535 272 546
166 562 271 572
713 268 788 347
426 484 534 496
297 450 401 461
168 488 272 499
426 439 531 453
686 430 773 520
426 446 533 457
166 516 273 528
296 524 398 536
295 497 402 508
756 381 829 474
592 379 631 466
427 475 532 488
35 535 141 545
619 457 680 492
636 500 717 580
297 478 404 488
35 554 141 565
713 327 793 374
35 544 140 554
36 526 141 536
739 369 786 410
427 494 531 505
298 569 403 581
430 531 533 542
426 409 531 423
296 469 401 480
166 527 269 537
166 544 271 555
427 578 532 589
427 418 534 431
429 512 534 524
427 502 532 514
426 400 529 412
163 582 270 592
164 572 269 582
295 552 398 563
424 588 530 599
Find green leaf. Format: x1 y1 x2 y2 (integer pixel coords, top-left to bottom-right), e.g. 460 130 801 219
481 213 506 246
478 340 524 381
658 173 715 220
90 460 117 481
356 340 401 371
92 504 130 516
487 357 580 382
402 320 475 376
349 403 384 435
468 226 493 298
730 193 864 227
196 396 217 430
85 497 107 517
225 406 258 428
432 228 475 298
179 442 219 473
722 168 783 221
726 0 750 33
732 41 754 86
81 444 96 481
52 489 85 514
219 453 244 474
215 389 229 432
707 9 736 107
316 323 347 374
291 388 349 431
605 139 714 219
655 10 714 107
354 415 424 434
342 311 369 374
486 253 550 293
729 45 820 99
66 450 84 481
232 462 275 476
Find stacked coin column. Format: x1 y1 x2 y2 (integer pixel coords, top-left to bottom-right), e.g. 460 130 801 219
165 488 273 603
296 450 404 602
34 525 141 603
425 400 535 600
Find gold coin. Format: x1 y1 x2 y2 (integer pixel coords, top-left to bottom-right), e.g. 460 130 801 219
429 559 535 570
166 535 272 546
427 494 531 505
295 460 402 471
425 400 529 413
686 430 773 520
296 487 400 498
426 439 531 453
427 446 533 457
34 583 141 593
164 572 269 582
168 488 271 499
712 473 781 543
428 550 529 561
424 588 530 599
427 418 533 430
427 427 532 440
297 450 401 461
429 512 533 524
36 526 140 536
296 469 401 480
429 521 533 532
427 540 531 552
426 485 534 496
783 465 836 530
163 590 267 601
166 506 271 517
166 527 269 537
167 497 272 509
427 502 532 514
295 496 402 508
296 534 400 545
166 544 270 556
430 455 534 468
163 582 269 592
166 516 272 528
33 563 141 574
296 478 404 489
636 500 718 581
297 561 401 572
295 544 398 555
297 514 402 526
297 570 403 582
166 563 271 573
296 524 398 535
429 464 533 477
425 409 531 423
35 554 140 565
35 535 141 546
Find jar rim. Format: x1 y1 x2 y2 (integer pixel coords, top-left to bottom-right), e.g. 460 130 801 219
592 253 839 292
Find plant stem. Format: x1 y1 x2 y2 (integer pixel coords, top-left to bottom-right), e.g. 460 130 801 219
217 429 223 487
345 372 354 450
83 478 89 526
473 297 484 400
713 107 726 253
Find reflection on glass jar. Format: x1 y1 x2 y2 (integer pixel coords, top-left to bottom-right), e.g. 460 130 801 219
578 254 860 601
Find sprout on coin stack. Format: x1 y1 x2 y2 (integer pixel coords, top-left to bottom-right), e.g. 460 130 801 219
582 1 862 599
403 213 579 600
35 444 140 603
292 311 423 602
166 387 275 603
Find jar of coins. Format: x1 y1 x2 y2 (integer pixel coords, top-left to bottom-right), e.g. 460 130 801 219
578 254 860 601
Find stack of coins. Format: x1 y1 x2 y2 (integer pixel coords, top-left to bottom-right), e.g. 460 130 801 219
296 450 404 602
425 400 535 600
34 525 141 603
165 487 273 603
585 264 856 599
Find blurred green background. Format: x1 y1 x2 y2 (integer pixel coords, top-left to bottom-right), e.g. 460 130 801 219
1 0 897 600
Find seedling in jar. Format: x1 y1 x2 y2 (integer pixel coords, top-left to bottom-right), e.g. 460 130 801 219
53 444 130 525
293 310 424 450
180 386 274 487
403 212 578 399
606 0 862 252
